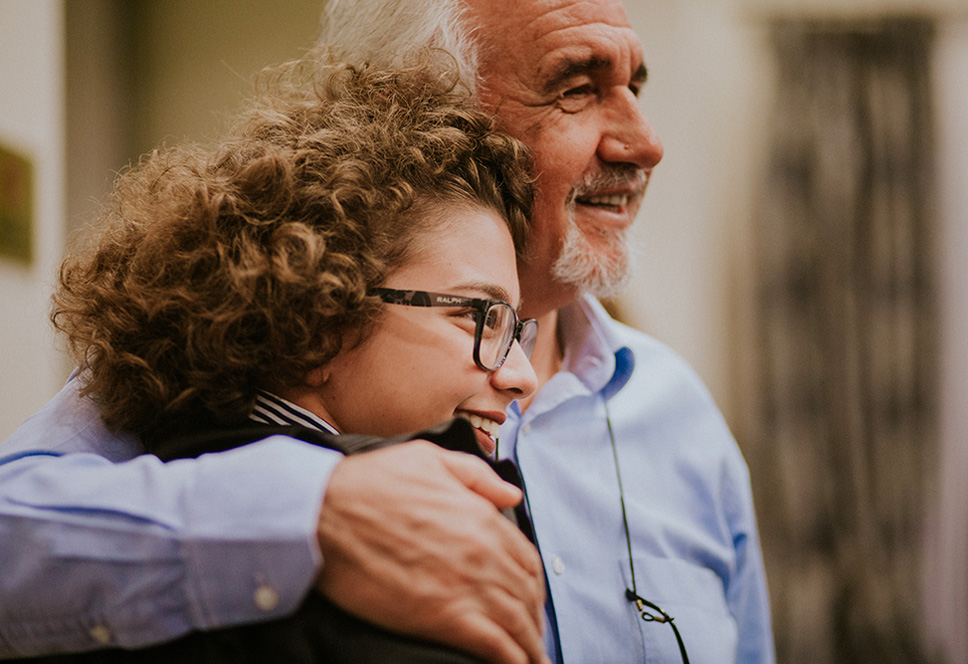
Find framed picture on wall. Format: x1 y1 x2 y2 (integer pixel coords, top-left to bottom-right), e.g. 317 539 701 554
0 144 33 264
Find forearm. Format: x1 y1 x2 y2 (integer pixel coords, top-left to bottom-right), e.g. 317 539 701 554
0 439 340 658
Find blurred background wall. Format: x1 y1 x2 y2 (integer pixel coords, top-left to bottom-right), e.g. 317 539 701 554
0 1 68 432
0 0 965 661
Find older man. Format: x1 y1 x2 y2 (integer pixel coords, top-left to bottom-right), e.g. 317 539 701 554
0 1 773 663
318 1 773 661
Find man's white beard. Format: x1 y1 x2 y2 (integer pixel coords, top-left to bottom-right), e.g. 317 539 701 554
551 206 633 299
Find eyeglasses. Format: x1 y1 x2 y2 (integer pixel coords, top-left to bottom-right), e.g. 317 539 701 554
607 403 691 664
370 288 538 372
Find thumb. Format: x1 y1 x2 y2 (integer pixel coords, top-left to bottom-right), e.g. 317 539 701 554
439 451 523 510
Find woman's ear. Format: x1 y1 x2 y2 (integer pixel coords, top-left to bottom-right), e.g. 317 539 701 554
304 365 330 387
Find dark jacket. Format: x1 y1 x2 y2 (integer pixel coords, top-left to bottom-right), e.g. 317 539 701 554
16 419 531 664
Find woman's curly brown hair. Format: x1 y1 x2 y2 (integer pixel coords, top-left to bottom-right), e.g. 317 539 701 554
51 59 533 447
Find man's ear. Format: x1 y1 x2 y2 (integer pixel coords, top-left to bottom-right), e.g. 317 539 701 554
304 365 330 387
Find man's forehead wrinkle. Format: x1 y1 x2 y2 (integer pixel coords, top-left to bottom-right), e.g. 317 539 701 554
470 0 643 72
476 0 637 50
524 13 646 86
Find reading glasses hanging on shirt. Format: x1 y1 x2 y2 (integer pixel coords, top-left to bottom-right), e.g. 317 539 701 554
370 288 538 371
607 402 691 664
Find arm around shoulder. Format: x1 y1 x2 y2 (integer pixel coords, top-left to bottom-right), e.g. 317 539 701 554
0 385 341 657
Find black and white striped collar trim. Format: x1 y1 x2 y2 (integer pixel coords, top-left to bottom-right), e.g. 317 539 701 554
250 391 340 435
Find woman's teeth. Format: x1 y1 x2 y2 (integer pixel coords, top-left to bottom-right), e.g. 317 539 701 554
458 413 500 439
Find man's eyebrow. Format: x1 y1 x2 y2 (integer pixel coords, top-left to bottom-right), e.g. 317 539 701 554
542 56 612 94
542 57 649 94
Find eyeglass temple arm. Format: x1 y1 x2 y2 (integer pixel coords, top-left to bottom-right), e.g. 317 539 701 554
625 588 691 664
625 588 671 622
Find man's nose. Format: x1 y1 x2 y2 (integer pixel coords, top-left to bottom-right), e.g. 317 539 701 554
598 88 664 169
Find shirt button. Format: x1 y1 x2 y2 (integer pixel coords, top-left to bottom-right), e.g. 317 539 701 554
254 584 280 611
89 624 112 645
551 555 566 575
521 423 532 436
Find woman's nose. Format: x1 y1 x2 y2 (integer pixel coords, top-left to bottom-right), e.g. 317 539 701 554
490 339 538 399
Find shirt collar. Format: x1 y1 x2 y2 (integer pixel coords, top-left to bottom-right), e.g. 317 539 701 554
250 390 340 435
558 295 634 400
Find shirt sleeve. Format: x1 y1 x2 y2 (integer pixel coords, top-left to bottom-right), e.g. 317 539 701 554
0 382 343 658
722 446 776 664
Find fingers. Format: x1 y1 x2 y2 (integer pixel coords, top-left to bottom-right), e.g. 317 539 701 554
429 450 549 663
314 442 549 663
401 559 548 664
439 449 546 632
442 597 551 664
468 586 550 664
481 512 547 641
453 616 530 664
440 450 523 509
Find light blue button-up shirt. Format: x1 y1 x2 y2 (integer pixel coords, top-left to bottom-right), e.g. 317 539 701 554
499 296 774 664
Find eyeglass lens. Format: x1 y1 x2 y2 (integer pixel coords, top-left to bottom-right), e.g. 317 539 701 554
478 302 516 370
476 303 539 370
518 320 538 359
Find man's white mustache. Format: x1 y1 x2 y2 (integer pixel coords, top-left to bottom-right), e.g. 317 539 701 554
568 166 648 202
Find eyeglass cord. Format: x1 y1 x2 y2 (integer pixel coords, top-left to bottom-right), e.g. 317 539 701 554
605 401 691 664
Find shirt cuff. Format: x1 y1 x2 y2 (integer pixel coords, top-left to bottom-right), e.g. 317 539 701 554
177 436 341 632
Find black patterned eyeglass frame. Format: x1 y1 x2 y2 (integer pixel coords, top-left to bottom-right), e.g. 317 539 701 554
369 288 539 372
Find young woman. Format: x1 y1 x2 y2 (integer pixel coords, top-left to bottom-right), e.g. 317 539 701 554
40 60 538 663
53 60 536 458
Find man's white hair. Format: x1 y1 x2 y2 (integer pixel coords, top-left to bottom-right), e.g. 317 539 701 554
318 0 481 97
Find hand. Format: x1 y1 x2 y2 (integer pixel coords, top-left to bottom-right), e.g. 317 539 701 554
314 441 550 664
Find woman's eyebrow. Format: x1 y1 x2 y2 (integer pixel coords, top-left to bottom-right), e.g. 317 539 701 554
454 281 513 304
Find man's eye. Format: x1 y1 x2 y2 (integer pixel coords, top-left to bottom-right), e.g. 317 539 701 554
564 84 593 97
557 85 595 113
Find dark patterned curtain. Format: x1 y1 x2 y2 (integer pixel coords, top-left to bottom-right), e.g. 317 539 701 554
748 18 939 664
